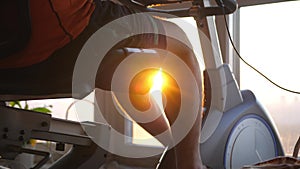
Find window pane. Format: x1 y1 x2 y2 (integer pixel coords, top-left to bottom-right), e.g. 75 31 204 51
240 1 300 155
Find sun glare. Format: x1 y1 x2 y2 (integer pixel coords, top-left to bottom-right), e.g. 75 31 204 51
149 68 165 113
150 68 164 93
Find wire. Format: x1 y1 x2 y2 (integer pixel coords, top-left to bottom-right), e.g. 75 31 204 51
222 7 300 95
65 99 94 120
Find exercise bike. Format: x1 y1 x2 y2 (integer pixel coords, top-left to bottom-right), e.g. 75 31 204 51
0 0 283 168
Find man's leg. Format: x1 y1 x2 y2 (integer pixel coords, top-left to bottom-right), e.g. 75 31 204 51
157 36 204 169
92 4 204 167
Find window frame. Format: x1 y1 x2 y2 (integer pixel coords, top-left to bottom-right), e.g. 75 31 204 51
217 0 298 85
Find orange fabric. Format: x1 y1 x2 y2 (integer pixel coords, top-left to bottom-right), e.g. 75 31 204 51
0 0 95 68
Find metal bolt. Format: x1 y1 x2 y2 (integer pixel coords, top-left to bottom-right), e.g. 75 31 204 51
2 134 8 139
3 128 8 132
41 121 48 127
20 130 25 135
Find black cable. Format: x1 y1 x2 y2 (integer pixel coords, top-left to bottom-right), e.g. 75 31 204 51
221 5 300 95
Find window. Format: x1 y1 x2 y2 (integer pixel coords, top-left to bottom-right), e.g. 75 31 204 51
239 1 300 155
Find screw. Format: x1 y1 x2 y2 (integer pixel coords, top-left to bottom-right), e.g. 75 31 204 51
20 130 25 135
2 134 8 139
41 121 48 127
3 128 8 132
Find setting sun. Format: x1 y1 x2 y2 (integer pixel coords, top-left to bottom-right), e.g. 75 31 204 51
150 68 164 93
129 68 168 111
